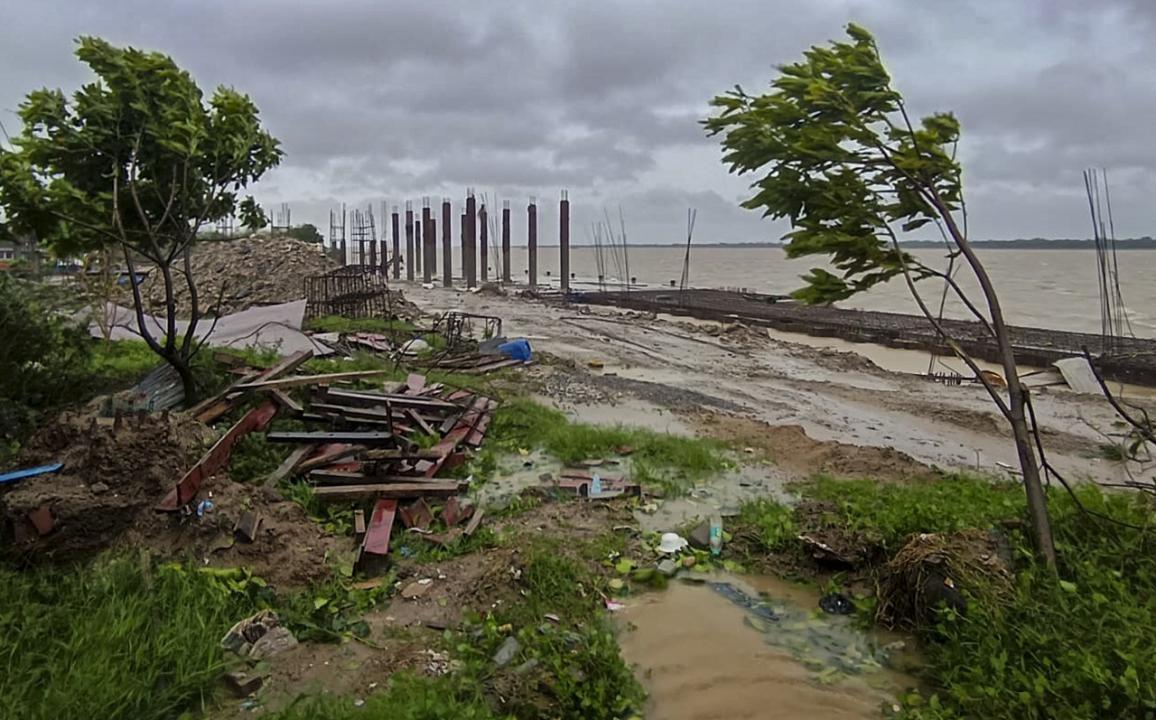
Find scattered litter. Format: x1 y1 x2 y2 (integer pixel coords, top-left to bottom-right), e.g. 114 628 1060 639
657 558 678 577
222 610 299 659
493 636 521 667
224 671 264 698
196 499 215 517
819 593 855 615
658 532 689 554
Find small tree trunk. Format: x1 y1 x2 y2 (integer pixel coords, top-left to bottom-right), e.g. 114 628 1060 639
939 205 1057 567
166 352 198 405
1007 382 1057 567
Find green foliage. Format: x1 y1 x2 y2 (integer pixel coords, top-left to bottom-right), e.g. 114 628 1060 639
0 274 93 447
737 498 798 550
305 314 419 334
806 474 1025 550
285 223 324 244
704 23 962 303
275 576 387 643
262 673 497 720
239 195 268 231
88 338 162 386
491 396 727 491
0 36 282 395
900 486 1156 720
280 480 356 535
230 431 293 484
0 555 258 720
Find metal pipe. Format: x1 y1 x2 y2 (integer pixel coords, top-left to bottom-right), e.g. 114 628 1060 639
404 202 414 282
441 198 452 287
422 199 433 284
391 206 401 280
528 197 538 288
560 190 570 293
466 190 477 288
502 200 511 283
479 203 488 283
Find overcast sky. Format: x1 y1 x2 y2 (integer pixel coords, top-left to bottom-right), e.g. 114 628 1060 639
3 0 1156 244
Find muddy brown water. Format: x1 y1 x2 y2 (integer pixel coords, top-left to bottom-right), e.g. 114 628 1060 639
617 575 919 720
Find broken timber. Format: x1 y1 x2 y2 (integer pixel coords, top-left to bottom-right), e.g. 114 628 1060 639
312 482 464 501
158 401 278 510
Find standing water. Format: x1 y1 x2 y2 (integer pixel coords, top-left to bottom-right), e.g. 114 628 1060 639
617 575 919 720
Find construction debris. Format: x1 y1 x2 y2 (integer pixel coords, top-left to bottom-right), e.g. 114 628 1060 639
144 236 339 317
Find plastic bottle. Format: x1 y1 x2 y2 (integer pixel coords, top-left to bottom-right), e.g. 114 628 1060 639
709 512 723 556
590 474 603 497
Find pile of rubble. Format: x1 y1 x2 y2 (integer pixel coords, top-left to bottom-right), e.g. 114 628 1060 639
143 235 339 317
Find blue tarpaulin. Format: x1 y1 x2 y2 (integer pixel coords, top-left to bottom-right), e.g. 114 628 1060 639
0 462 64 485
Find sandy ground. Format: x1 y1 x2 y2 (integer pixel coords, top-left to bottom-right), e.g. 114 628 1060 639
405 285 1154 488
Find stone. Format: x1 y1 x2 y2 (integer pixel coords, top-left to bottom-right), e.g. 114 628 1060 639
401 580 432 600
248 626 299 659
90 482 110 494
657 559 679 577
688 520 712 550
224 670 264 697
493 636 521 667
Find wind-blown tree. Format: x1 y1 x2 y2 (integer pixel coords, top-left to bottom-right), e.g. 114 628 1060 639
704 23 1056 565
0 37 282 399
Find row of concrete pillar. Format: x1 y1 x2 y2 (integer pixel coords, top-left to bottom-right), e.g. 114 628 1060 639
354 193 571 291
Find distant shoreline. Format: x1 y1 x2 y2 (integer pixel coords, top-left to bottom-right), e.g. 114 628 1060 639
519 239 1156 250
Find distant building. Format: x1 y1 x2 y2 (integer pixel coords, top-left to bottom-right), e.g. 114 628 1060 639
0 225 45 271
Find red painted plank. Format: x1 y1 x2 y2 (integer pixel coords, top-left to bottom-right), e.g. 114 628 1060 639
157 401 278 510
362 499 398 556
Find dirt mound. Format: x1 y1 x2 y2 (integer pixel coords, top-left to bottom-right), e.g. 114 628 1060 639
3 412 212 558
695 412 936 482
2 411 344 587
142 235 339 317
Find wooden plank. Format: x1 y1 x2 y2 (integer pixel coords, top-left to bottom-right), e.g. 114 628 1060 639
464 507 485 536
234 511 262 542
313 482 464 501
362 499 397 556
407 409 436 437
187 369 261 420
324 389 459 411
308 470 370 485
270 389 303 415
461 358 524 375
353 509 366 535
261 444 315 487
239 350 313 392
234 369 395 391
158 401 279 510
363 448 447 461
311 402 396 428
266 430 396 445
298 445 366 473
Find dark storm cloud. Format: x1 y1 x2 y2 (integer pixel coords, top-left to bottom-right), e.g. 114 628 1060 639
3 0 1156 241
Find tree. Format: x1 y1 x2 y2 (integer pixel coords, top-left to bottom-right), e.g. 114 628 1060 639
0 37 282 399
239 196 268 232
286 223 324 244
704 24 1057 566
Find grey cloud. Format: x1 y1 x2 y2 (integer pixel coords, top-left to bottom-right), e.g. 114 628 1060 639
4 0 1156 241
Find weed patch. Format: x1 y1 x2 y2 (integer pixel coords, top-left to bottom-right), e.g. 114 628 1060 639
736 497 798 551
0 555 259 720
262 672 497 720
491 397 727 492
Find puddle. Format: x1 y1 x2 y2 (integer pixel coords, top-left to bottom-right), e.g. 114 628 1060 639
536 393 695 436
618 574 918 720
633 463 791 533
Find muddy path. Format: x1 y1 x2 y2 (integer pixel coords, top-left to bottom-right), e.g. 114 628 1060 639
406 286 1152 486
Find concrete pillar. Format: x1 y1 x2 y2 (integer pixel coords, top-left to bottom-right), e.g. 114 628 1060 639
465 191 477 288
560 190 570 293
502 201 511 283
391 207 401 280
460 212 467 281
414 219 421 274
441 198 452 287
404 202 414 282
479 204 488 283
528 198 538 288
426 217 437 284
422 200 433 284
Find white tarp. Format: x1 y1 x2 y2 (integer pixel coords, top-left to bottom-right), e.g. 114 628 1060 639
88 299 333 356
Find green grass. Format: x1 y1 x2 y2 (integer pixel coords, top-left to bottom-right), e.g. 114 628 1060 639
804 473 1026 550
736 498 798 551
263 673 498 720
305 315 418 334
491 396 728 493
792 477 1156 720
0 555 260 720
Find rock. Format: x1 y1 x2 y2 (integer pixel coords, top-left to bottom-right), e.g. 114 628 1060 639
248 626 299 659
401 580 432 600
538 472 554 482
90 482 110 495
493 636 521 667
514 658 539 675
224 670 264 697
688 520 712 550
657 559 679 577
